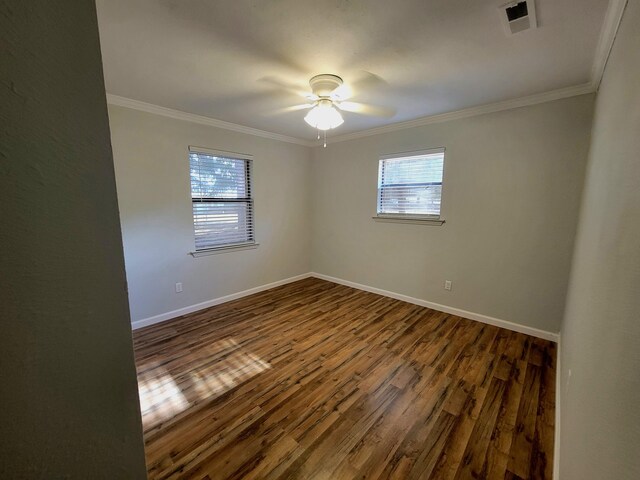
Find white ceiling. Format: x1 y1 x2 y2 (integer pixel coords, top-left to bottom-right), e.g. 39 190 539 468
96 0 610 140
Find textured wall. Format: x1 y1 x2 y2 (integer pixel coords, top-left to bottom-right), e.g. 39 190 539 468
108 106 312 323
311 95 594 333
560 1 640 478
0 1 147 477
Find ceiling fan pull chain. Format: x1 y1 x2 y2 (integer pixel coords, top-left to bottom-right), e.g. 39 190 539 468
323 130 327 148
317 130 320 140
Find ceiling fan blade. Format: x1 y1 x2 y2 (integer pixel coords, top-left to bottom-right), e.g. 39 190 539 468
350 71 389 92
265 103 314 116
336 101 396 118
259 76 318 100
330 71 389 101
330 83 353 101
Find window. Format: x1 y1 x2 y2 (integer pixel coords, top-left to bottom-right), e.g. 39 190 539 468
189 147 254 251
376 148 445 221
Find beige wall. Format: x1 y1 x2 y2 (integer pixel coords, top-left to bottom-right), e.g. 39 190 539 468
110 92 596 337
560 0 640 478
311 95 595 333
108 106 312 323
0 1 146 477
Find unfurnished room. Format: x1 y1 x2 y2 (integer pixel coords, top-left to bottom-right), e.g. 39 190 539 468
1 0 639 479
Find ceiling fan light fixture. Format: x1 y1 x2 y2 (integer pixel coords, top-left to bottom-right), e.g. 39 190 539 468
304 100 344 131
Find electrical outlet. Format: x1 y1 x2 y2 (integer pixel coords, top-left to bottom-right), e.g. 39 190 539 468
175 282 183 293
444 280 452 291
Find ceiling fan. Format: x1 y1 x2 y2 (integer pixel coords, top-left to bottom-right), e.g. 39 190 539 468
268 73 396 145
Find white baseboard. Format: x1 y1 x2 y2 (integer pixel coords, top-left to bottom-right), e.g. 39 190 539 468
132 271 559 343
553 334 562 479
131 273 313 330
310 272 559 342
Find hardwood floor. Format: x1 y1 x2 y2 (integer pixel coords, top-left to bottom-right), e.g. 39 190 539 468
133 277 556 480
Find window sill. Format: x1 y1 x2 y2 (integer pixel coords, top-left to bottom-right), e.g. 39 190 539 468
189 243 259 257
372 216 445 226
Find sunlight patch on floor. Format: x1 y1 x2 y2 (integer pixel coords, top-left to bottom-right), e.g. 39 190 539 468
138 370 189 426
137 337 272 429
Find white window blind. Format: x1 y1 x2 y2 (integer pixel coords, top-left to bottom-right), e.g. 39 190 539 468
377 149 445 218
189 149 254 250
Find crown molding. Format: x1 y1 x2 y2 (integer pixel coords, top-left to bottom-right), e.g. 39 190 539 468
105 94 315 147
106 1 625 149
591 0 628 91
321 82 595 145
107 82 594 149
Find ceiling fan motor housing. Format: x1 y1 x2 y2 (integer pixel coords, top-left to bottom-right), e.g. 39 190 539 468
309 74 343 97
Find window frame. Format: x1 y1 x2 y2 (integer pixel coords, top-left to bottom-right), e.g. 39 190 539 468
374 147 446 226
188 146 257 255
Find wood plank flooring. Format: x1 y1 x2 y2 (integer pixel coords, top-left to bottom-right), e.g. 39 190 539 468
133 278 556 480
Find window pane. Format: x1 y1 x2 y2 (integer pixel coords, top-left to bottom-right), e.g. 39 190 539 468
378 151 444 217
189 151 254 250
190 153 248 199
379 185 442 215
192 202 253 249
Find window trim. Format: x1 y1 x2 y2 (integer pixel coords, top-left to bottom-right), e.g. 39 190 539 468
188 146 257 254
375 147 446 225
372 215 445 226
189 242 259 257
189 145 253 161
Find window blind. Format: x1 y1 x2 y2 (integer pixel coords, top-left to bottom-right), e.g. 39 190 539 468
189 151 254 250
377 149 445 218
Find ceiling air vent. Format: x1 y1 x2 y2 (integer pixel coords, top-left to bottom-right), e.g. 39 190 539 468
499 0 537 35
